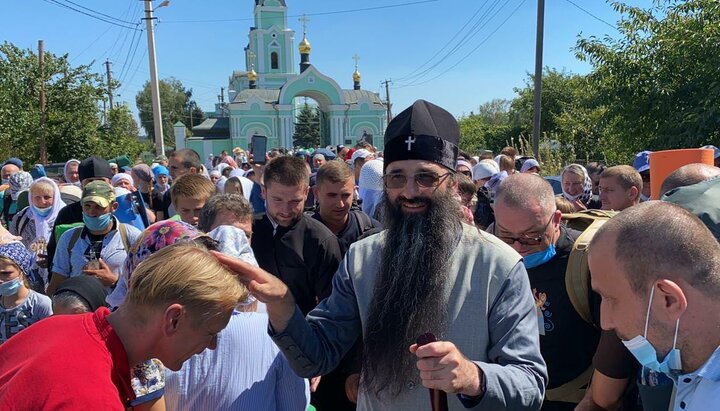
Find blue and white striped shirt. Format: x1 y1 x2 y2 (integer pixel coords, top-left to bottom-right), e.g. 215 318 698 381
164 310 309 411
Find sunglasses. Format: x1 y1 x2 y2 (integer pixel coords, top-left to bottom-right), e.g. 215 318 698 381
383 172 451 189
494 215 554 246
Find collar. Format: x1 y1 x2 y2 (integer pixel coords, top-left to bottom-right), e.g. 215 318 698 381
691 346 720 382
89 308 134 404
266 213 280 236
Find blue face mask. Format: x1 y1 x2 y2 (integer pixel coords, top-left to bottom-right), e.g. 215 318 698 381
83 213 113 232
621 286 682 378
31 204 52 217
0 277 22 296
523 244 556 269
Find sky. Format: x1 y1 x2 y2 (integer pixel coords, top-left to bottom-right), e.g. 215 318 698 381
2 0 654 133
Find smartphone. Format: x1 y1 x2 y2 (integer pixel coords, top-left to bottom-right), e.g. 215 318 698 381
251 135 268 165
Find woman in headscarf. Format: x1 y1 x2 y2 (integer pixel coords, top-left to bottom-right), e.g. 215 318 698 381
358 158 385 222
9 177 65 290
62 159 81 186
152 165 170 194
3 172 33 227
560 164 601 211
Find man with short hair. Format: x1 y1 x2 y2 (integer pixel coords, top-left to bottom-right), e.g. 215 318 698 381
162 148 204 219
199 194 254 241
0 243 245 409
223 100 547 410
599 165 642 211
252 156 342 316
494 173 636 411
312 161 381 255
589 201 720 411
659 163 720 196
170 174 216 227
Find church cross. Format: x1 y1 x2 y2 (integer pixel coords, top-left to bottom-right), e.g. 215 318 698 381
299 14 310 35
352 54 360 70
247 50 256 66
405 136 416 151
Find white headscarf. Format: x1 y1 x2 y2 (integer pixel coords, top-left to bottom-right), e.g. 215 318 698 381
229 169 255 200
63 159 81 186
358 158 385 221
28 177 66 242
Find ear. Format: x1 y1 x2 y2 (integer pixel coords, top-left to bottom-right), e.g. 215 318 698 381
110 202 119 213
655 280 688 322
552 209 563 224
629 186 640 201
190 167 198 174
162 304 185 336
260 184 267 200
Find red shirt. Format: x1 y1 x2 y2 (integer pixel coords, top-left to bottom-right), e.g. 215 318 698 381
0 308 133 410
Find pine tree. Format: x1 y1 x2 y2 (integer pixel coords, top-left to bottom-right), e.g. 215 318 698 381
293 103 320 148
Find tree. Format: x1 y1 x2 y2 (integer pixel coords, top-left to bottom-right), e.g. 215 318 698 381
0 42 106 162
97 103 149 160
576 0 720 163
135 78 205 147
293 103 320 148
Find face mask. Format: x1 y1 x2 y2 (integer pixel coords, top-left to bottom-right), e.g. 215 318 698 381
563 192 581 202
621 286 682 377
72 181 82 188
640 194 650 202
83 213 113 232
0 277 22 297
31 204 52 217
523 243 556 269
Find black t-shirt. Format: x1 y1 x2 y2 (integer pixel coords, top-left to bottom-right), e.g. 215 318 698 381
311 210 382 257
527 225 601 390
140 190 164 213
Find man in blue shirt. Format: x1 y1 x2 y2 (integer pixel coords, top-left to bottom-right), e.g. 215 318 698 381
589 201 720 411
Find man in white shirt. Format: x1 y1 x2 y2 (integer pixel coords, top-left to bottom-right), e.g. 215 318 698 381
589 201 720 411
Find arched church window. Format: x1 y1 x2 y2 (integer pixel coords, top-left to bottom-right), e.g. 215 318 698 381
271 52 279 69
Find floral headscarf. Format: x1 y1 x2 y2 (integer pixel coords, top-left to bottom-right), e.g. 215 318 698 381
9 172 32 201
561 164 593 205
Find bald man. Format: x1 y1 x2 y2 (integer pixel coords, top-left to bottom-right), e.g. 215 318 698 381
659 163 720 196
589 201 720 411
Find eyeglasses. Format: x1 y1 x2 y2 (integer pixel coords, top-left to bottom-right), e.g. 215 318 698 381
494 215 554 246
383 172 451 189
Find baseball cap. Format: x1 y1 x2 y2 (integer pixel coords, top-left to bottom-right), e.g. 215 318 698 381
81 181 116 208
633 151 652 173
472 160 499 180
79 156 113 181
351 149 373 163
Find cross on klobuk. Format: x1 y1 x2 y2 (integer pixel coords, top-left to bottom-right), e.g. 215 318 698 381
405 136 416 151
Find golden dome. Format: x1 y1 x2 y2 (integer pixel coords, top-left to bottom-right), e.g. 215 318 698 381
299 35 311 54
353 69 361 82
248 64 257 81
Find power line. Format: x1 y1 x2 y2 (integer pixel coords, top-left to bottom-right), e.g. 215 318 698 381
41 0 140 30
563 0 616 30
57 0 137 25
69 24 114 64
162 0 438 23
395 0 528 89
396 0 511 86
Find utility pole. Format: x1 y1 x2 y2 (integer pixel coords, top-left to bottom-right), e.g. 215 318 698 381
143 0 165 156
382 79 392 125
532 0 545 160
38 40 47 165
105 60 114 109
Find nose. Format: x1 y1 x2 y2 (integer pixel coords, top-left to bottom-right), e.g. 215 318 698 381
400 177 422 199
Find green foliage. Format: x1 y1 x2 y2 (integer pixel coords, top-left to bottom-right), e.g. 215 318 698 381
575 0 720 161
135 77 205 147
97 103 150 160
293 103 320 148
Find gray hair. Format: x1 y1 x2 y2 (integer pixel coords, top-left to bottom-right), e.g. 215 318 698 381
496 173 556 217
198 194 253 233
591 201 720 298
313 154 326 161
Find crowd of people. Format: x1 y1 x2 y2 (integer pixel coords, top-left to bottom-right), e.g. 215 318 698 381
0 98 718 411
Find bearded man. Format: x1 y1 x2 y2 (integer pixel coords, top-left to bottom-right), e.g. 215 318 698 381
217 100 547 410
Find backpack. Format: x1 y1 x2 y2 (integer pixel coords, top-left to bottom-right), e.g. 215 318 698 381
351 210 376 235
64 222 131 259
561 209 618 325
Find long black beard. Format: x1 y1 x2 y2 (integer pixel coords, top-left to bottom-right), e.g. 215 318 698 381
361 189 462 400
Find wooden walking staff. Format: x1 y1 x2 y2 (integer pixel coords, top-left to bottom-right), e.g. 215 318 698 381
416 333 449 411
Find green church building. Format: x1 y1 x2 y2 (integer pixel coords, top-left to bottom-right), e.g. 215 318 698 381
179 0 388 158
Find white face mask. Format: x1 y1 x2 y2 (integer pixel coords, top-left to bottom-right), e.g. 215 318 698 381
621 286 682 380
563 192 582 202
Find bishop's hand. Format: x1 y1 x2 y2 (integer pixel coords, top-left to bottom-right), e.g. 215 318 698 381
410 341 485 398
211 251 296 331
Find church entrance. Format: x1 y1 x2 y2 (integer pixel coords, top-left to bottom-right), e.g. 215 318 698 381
291 96 330 149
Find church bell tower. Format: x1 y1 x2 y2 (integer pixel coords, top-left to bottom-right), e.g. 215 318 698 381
246 0 296 87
